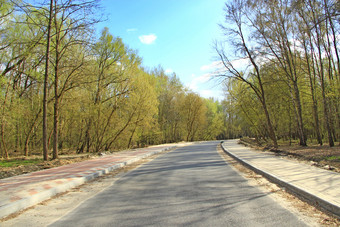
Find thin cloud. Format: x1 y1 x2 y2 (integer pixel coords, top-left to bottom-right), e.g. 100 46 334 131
200 61 223 71
196 73 212 83
127 28 138 32
165 68 173 74
186 73 212 92
186 81 198 91
139 34 157 45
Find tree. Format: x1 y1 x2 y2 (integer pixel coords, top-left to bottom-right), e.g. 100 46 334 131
181 92 206 141
245 0 308 146
203 98 224 140
42 0 53 161
294 0 338 146
154 68 185 143
217 0 339 147
50 0 100 159
216 0 278 148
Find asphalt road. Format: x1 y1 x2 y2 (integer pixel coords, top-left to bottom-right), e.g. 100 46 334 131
50 141 308 227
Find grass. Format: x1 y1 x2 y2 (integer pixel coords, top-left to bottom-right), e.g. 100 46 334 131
325 156 340 161
0 158 43 167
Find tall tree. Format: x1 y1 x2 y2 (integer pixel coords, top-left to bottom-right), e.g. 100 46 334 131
216 0 278 148
43 0 53 161
247 0 308 146
182 92 207 141
50 0 100 159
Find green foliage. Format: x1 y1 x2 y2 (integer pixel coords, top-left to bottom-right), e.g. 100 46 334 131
203 98 224 140
325 156 340 161
220 0 339 146
0 1 233 159
0 158 42 167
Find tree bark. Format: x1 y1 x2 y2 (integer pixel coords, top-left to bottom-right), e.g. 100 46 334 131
53 0 60 159
313 10 334 147
43 0 54 161
24 109 42 156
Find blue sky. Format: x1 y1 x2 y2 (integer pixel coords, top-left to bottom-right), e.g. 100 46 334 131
97 0 227 100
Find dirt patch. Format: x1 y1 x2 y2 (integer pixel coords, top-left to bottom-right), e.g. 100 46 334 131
240 138 340 173
217 144 340 226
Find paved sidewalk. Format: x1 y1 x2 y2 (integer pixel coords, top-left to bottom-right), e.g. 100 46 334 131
0 145 178 219
222 139 340 218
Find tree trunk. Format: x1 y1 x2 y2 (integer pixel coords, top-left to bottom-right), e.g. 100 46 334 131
316 29 334 147
320 76 334 147
262 101 278 148
53 5 60 160
43 0 53 161
308 1 334 147
1 123 9 159
24 109 42 156
303 38 323 145
293 82 307 146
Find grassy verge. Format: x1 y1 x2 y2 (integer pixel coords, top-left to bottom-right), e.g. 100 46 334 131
0 159 43 167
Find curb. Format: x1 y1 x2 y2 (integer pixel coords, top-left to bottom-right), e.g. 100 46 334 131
221 142 340 219
0 146 176 219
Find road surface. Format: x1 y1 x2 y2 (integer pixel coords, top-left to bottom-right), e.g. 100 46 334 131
50 141 307 226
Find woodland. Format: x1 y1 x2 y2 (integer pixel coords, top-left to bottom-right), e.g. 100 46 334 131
0 0 225 160
218 0 339 149
0 0 339 161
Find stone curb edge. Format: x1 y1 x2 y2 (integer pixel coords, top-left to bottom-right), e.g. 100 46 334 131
221 142 340 219
0 146 177 219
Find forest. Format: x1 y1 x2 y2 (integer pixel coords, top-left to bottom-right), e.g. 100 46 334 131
0 0 339 161
217 0 339 148
0 0 226 160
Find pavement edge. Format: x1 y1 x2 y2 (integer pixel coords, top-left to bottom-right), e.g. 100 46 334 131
0 146 176 220
221 142 340 219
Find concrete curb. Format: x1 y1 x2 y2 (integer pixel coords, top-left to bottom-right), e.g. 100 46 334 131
221 142 340 218
0 146 177 219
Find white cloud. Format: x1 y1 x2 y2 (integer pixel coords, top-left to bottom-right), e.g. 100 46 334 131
200 89 224 100
200 61 223 72
127 28 138 32
185 74 212 93
186 81 198 91
165 68 173 74
200 90 215 98
197 73 212 83
183 61 227 100
139 34 157 45
229 58 250 70
200 59 254 75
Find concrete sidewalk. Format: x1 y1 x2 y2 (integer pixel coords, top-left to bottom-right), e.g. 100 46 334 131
0 144 178 219
222 139 340 218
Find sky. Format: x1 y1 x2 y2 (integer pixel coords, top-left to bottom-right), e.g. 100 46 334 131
96 0 227 100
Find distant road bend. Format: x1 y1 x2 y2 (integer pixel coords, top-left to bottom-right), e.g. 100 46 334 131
50 141 308 226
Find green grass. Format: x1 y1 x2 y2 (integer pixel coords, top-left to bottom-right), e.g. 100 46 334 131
0 159 42 167
325 156 340 161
